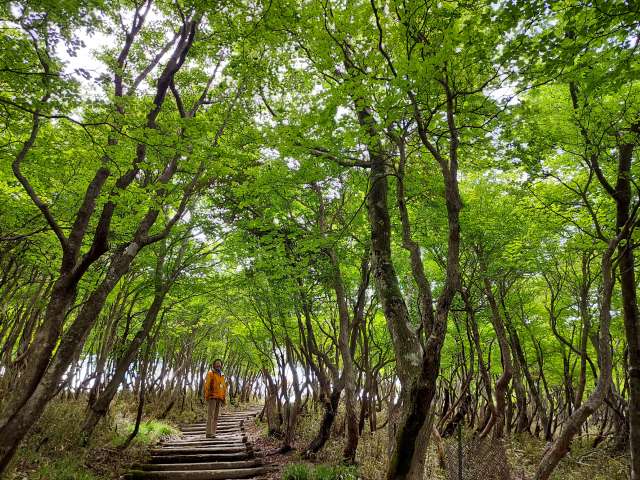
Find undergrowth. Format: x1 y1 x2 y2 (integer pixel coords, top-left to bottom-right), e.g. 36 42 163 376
6 396 179 480
288 407 630 480
282 463 359 480
111 419 178 447
6 394 262 479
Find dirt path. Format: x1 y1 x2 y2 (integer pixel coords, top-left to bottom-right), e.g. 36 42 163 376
122 407 271 479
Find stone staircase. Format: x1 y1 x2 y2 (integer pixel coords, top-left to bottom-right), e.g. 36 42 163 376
123 407 269 479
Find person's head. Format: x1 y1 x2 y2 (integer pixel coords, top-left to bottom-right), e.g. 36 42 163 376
213 358 223 370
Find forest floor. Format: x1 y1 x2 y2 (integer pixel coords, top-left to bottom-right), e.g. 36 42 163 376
5 395 259 479
7 398 150 479
270 408 631 480
5 397 632 480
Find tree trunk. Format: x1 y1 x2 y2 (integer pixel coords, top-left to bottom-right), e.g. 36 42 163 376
615 142 640 480
533 239 615 480
328 248 359 462
479 273 513 439
82 285 168 438
281 337 302 452
305 388 341 455
263 369 282 436
0 243 141 471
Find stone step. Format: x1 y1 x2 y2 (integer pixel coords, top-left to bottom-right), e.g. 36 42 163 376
179 430 243 436
160 438 247 447
185 424 242 429
167 435 245 439
132 460 263 471
181 422 243 428
149 452 253 464
179 435 243 442
189 419 245 422
180 418 250 425
156 442 252 449
181 426 242 430
176 436 245 442
157 444 247 451
178 435 244 440
158 441 247 448
180 428 243 434
200 414 254 419
214 413 257 418
179 434 243 440
181 424 243 429
151 446 250 455
123 466 271 479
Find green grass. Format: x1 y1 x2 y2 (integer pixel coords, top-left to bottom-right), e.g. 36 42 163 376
112 419 178 447
25 456 100 480
282 463 359 480
282 463 311 480
9 398 182 479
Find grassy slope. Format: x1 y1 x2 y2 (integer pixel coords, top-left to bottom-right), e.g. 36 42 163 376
288 409 630 480
6 395 260 479
5 399 630 479
6 397 180 480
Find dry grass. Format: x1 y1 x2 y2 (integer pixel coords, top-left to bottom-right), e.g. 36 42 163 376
506 433 629 480
4 397 632 480
6 398 147 479
5 393 209 479
285 408 630 480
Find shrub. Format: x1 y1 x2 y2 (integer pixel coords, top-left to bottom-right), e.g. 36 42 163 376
112 419 179 447
283 463 359 480
282 463 311 480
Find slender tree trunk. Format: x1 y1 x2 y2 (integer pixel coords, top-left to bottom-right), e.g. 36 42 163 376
534 240 615 480
263 369 282 436
574 253 593 408
328 248 359 463
82 286 168 438
120 343 152 450
281 338 302 452
500 285 529 433
305 388 341 455
612 142 640 480
479 273 513 439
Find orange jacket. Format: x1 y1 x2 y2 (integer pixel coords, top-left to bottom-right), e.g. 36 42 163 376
204 370 226 400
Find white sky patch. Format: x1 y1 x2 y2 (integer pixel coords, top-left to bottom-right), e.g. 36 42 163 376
59 26 110 98
285 157 300 170
311 83 326 95
260 147 280 161
487 84 520 105
334 105 351 122
56 6 180 100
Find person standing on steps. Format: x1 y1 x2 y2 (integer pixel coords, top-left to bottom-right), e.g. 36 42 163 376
204 358 227 438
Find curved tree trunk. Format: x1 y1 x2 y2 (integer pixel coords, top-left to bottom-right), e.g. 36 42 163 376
305 388 341 455
82 286 168 439
533 239 615 480
479 272 513 439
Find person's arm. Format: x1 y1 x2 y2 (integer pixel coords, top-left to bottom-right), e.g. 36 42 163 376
203 372 211 399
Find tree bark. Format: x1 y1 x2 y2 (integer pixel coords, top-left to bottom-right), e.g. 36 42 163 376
614 141 640 480
478 271 513 439
305 388 341 455
534 239 616 480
